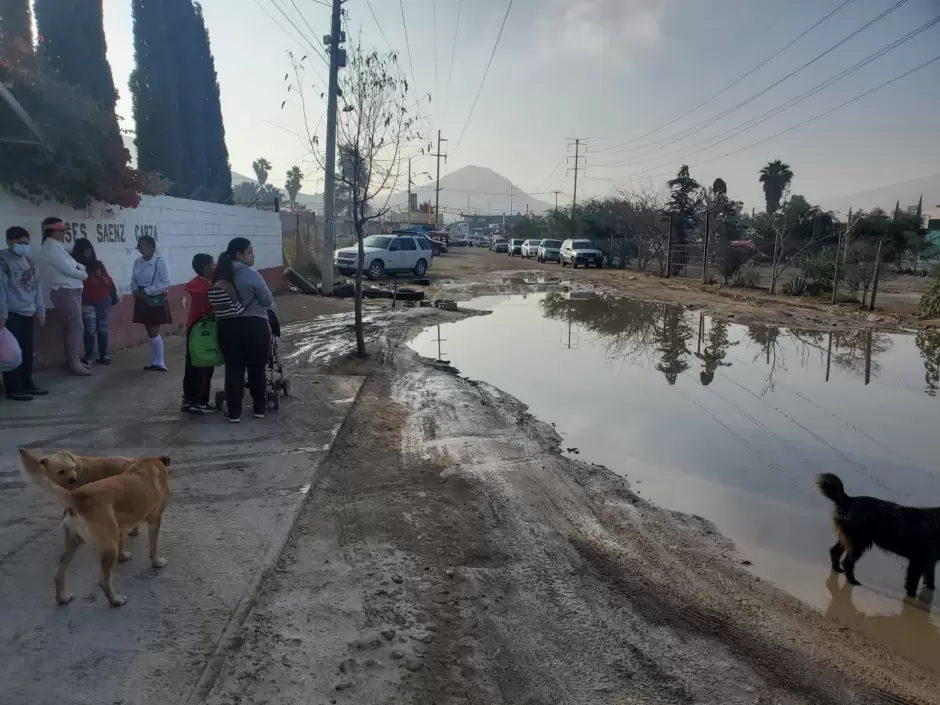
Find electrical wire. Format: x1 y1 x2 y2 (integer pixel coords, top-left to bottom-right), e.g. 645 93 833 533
594 0 858 154
595 14 940 174
636 53 940 181
399 0 420 113
443 0 463 118
595 0 910 158
286 0 331 70
451 0 513 156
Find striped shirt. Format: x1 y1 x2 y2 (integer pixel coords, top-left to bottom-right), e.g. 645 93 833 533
208 281 243 319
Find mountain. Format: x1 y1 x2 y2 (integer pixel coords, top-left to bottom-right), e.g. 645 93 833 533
825 173 940 217
393 165 553 217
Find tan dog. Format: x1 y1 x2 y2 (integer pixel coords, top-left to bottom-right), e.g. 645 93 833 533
31 451 143 555
19 449 172 607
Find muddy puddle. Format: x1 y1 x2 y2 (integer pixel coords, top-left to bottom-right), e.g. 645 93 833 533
409 292 940 673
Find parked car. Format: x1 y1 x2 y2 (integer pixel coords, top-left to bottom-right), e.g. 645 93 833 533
491 237 509 253
334 234 432 279
507 239 525 256
451 236 470 247
560 239 603 268
520 239 543 259
537 239 562 263
469 234 486 248
406 232 445 256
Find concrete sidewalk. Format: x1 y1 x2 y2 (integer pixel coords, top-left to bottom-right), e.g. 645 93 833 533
0 334 364 705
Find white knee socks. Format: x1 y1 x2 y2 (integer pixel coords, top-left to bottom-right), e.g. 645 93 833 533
151 335 165 368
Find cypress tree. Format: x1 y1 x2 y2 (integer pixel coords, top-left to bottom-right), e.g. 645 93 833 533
194 3 232 203
33 0 117 108
1 1 32 47
169 0 207 199
130 0 185 194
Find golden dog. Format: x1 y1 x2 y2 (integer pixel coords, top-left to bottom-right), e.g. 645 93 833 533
29 450 143 557
19 449 172 607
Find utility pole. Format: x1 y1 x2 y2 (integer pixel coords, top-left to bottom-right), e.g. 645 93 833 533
321 0 345 295
701 210 710 284
552 190 562 211
566 138 586 213
433 130 448 229
407 157 412 223
509 185 513 216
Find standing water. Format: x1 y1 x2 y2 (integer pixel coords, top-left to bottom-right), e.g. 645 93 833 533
410 292 940 673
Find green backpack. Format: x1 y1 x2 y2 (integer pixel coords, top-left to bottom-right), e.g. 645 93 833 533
189 317 223 368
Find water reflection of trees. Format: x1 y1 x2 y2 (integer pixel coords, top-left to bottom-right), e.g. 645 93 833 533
696 317 737 386
655 308 693 385
915 329 940 397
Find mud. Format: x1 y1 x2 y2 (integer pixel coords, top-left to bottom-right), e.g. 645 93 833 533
203 303 939 705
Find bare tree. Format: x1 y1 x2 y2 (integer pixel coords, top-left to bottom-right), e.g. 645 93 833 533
298 40 420 356
619 184 670 273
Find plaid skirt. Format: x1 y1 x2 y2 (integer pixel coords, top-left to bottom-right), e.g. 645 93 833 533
133 296 172 326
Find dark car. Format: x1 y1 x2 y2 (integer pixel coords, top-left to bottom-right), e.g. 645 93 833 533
491 237 509 253
507 239 525 256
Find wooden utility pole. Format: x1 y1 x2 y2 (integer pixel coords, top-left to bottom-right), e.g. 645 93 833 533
407 157 412 222
566 138 587 213
320 0 344 295
701 210 711 284
552 190 562 211
433 130 448 229
869 237 885 311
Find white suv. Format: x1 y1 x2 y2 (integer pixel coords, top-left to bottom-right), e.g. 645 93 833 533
560 239 604 268
520 239 543 259
334 234 432 280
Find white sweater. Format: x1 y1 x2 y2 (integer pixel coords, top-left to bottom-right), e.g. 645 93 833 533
39 237 87 292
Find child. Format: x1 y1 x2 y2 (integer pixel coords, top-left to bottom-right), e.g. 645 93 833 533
182 253 216 414
0 226 47 401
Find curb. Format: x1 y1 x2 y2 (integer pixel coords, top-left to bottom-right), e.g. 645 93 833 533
182 376 369 705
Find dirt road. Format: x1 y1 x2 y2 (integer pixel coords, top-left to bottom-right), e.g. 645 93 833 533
430 246 936 333
204 307 938 705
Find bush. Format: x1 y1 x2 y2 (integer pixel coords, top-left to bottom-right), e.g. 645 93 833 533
732 263 760 289
920 275 940 319
781 275 808 296
719 247 745 284
0 40 157 208
797 248 840 295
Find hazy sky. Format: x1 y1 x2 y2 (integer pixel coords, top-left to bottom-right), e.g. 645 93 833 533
100 0 940 212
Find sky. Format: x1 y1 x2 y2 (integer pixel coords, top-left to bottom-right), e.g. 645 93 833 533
99 0 940 213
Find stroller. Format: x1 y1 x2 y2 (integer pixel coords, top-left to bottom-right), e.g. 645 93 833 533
215 309 290 413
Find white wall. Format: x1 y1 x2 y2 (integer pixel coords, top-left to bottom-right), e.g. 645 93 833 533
0 193 282 301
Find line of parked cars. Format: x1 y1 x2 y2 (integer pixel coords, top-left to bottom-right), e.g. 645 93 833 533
497 237 604 268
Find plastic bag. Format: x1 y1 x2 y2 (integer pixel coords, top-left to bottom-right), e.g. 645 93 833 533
0 327 23 372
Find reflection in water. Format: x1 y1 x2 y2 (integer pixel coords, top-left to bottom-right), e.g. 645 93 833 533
916 329 940 397
538 293 912 392
825 574 940 673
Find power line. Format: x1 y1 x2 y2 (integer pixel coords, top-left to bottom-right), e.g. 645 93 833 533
286 0 330 69
641 53 940 181
266 0 329 79
595 0 858 154
443 0 463 118
399 0 420 115
596 14 940 174
451 0 514 156
595 0 910 158
433 0 439 113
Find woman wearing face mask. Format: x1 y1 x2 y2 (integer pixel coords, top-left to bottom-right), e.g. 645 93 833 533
131 235 171 371
72 238 115 365
0 227 47 400
38 217 90 376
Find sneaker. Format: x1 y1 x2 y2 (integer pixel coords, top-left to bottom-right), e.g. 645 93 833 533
96 357 111 365
24 386 48 396
192 403 218 413
225 415 241 424
252 410 266 419
5 392 34 402
181 402 194 414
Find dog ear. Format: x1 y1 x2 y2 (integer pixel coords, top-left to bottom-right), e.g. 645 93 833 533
158 456 171 468
19 448 40 466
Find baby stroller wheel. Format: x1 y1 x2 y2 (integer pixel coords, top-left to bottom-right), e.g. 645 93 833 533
215 390 226 412
281 379 291 397
266 389 279 411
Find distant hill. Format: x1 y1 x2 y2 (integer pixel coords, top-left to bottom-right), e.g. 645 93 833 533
825 173 940 217
390 165 553 217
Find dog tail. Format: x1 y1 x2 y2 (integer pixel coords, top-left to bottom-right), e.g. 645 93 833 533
18 448 76 509
816 473 849 510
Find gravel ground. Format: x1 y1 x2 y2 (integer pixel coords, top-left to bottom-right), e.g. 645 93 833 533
202 310 939 705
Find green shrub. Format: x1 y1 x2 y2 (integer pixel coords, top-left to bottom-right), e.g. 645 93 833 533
920 275 940 318
732 263 760 289
781 275 808 296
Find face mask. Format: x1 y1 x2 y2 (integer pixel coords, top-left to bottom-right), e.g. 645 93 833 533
11 243 29 257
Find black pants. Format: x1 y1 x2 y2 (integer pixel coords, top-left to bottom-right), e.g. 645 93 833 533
182 327 215 406
2 313 36 395
218 316 270 418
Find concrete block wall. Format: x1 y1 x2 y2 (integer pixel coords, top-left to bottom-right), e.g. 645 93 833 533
0 193 284 369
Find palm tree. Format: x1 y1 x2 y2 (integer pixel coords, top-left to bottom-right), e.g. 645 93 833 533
284 166 304 210
251 157 271 186
759 160 793 215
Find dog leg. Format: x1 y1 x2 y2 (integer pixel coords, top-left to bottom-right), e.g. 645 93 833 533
842 547 864 586
147 517 167 569
54 530 83 605
118 531 132 562
924 562 936 591
98 547 127 607
906 561 926 598
128 525 140 537
828 541 844 573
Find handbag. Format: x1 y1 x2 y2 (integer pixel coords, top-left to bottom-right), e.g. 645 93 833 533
143 258 166 308
0 327 23 372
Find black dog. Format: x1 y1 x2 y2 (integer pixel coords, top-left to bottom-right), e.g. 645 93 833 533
817 473 939 597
